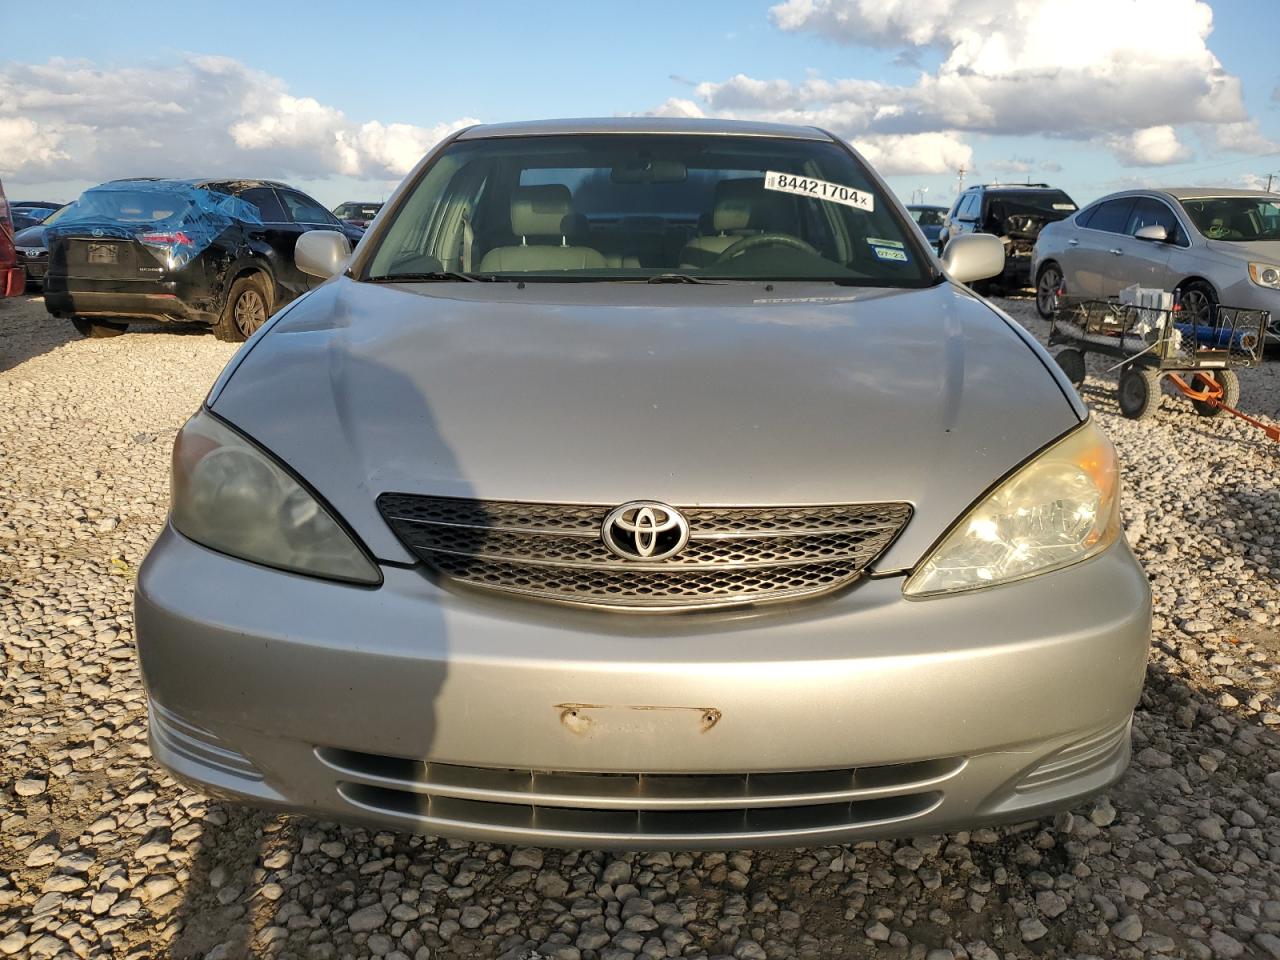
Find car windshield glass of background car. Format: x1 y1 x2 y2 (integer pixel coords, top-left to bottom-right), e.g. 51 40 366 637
1178 196 1280 241
365 134 932 285
911 207 945 227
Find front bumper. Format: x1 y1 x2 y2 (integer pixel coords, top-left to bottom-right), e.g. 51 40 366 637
136 525 1150 849
1212 278 1280 344
18 254 47 284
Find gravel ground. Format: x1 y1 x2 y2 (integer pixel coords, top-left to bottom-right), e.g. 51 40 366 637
1 290 1278 960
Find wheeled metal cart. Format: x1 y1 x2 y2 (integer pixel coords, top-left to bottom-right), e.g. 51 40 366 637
1048 296 1276 439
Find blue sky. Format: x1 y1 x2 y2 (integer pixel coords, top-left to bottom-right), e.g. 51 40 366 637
4 0 1279 209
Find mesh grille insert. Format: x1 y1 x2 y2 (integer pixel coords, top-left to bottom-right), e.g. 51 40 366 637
378 495 911 609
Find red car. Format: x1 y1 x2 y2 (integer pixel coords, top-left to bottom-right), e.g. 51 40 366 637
0 180 26 297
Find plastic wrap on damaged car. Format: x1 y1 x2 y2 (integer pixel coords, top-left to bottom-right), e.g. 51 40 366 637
46 182 262 271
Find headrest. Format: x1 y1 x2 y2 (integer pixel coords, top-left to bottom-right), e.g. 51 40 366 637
511 184 573 238
712 178 766 233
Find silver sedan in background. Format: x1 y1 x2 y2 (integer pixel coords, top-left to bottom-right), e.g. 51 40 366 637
1033 188 1280 342
136 118 1150 849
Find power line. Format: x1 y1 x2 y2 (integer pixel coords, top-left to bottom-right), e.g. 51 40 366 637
1161 150 1280 178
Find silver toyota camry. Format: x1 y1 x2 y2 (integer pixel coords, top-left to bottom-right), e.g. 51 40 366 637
136 118 1151 849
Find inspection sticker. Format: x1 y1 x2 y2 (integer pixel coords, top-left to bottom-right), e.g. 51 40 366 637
866 237 908 262
870 246 908 262
764 171 874 212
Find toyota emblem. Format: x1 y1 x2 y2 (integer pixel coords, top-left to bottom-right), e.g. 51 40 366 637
601 501 690 561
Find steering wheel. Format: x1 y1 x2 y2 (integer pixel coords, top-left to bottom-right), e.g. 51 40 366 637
714 233 821 263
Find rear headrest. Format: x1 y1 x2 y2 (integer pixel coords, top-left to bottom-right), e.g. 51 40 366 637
712 178 766 232
511 184 573 238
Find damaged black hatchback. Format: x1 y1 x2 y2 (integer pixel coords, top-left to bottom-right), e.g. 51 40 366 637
43 178 364 341
940 184 1077 292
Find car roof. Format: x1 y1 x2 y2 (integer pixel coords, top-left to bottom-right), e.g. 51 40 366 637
973 183 1059 191
1086 187 1280 206
907 203 948 210
103 177 291 190
454 116 833 141
1158 187 1280 200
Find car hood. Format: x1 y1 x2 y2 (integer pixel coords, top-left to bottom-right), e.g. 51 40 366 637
212 278 1081 570
1206 238 1280 262
13 224 46 247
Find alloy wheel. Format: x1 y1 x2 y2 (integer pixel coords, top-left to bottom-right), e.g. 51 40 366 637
1181 288 1213 327
1036 267 1061 318
234 289 267 337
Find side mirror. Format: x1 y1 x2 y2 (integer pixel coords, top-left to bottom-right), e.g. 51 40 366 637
296 229 352 279
941 233 1005 284
1134 224 1168 243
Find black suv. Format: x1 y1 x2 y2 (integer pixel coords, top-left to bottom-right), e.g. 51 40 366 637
940 184 1077 291
44 178 364 341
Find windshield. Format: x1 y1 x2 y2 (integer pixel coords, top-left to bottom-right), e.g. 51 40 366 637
336 202 381 219
910 207 945 227
43 203 75 225
1178 196 1280 242
364 134 933 285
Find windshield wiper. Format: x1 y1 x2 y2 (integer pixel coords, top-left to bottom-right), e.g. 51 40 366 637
645 273 721 284
364 271 504 283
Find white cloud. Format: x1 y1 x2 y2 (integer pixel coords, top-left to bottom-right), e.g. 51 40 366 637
0 56 478 185
1227 173 1275 191
671 0 1259 168
848 132 973 175
645 97 707 119
1206 120 1280 156
988 157 1036 176
0 117 70 172
1106 126 1192 166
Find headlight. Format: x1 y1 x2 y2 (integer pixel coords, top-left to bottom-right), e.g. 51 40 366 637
171 409 381 584
904 420 1120 597
1248 262 1280 290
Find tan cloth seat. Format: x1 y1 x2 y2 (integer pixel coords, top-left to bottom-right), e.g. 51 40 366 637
478 185 606 272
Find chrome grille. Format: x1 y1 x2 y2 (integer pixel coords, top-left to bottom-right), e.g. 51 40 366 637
378 495 911 609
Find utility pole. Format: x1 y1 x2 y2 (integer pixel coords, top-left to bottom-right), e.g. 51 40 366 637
955 165 967 196
1268 172 1275 193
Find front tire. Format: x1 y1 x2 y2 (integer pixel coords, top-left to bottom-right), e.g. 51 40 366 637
70 317 127 338
1118 367 1161 420
1179 280 1218 328
1036 263 1062 319
1189 369 1240 417
213 273 271 342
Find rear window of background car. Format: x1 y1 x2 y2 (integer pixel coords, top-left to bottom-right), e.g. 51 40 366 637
76 190 192 223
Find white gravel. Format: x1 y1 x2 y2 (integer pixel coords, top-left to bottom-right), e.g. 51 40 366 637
1 292 1278 960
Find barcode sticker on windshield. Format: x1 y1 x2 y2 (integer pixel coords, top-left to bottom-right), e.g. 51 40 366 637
1052 203 1076 210
764 171 874 213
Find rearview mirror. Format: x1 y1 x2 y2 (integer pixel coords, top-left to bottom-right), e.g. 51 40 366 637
296 229 352 279
941 233 1005 285
611 157 687 184
1134 224 1168 243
